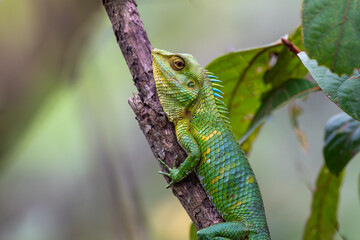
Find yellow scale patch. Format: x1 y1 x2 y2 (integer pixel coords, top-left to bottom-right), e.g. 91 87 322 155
201 130 218 142
202 148 211 158
246 176 254 184
229 200 243 211
210 176 219 185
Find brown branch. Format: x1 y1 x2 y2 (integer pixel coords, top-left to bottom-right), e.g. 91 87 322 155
101 0 224 232
281 37 301 55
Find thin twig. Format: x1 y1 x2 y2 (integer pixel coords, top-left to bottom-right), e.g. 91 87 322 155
281 37 301 55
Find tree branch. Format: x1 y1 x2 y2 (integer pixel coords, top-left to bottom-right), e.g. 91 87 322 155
102 0 225 231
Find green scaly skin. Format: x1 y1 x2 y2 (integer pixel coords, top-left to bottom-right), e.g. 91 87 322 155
152 48 270 240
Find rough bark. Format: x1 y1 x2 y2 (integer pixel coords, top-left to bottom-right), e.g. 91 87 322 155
102 0 225 231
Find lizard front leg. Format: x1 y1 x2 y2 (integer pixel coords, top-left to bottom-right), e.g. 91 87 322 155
158 118 200 188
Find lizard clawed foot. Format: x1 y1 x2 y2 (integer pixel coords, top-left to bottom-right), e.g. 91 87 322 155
158 156 179 188
165 181 174 188
158 171 174 188
158 171 170 177
158 157 171 171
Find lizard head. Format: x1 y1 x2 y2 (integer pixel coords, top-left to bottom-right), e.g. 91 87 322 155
152 48 205 122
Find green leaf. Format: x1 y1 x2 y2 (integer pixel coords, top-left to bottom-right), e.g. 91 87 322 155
302 0 360 75
298 52 360 121
206 42 282 142
303 165 343 240
189 223 198 240
264 27 308 88
239 78 318 144
206 28 310 152
323 113 360 175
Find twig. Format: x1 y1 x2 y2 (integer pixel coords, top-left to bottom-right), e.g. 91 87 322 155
281 37 301 55
101 0 224 231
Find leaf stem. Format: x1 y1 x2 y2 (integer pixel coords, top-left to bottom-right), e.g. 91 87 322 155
281 37 301 55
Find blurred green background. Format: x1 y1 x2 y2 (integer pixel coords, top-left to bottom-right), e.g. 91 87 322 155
0 0 359 240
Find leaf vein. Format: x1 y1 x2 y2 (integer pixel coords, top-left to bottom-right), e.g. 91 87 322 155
332 0 352 71
228 49 269 112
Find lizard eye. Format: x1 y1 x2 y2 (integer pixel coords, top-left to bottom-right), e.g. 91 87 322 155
187 81 195 88
170 56 185 70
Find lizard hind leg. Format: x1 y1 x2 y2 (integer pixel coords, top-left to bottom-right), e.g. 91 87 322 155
197 222 249 240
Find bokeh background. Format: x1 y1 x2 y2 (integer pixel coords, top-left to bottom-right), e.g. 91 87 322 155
0 0 359 240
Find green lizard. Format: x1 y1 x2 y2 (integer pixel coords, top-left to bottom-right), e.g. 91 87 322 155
152 48 270 240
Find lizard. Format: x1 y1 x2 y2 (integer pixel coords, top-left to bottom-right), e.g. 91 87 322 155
152 48 271 240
